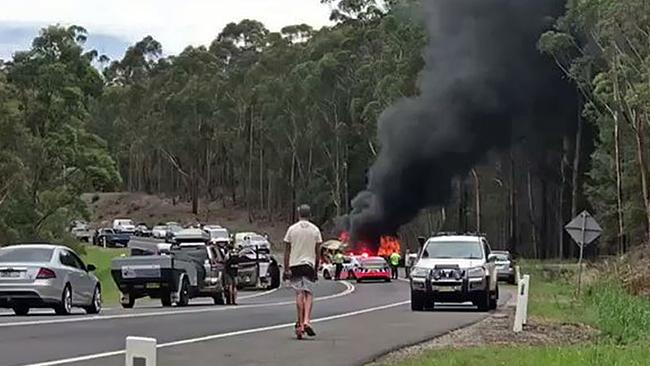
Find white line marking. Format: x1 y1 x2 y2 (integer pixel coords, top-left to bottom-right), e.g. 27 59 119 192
23 297 409 366
238 287 279 300
0 282 353 329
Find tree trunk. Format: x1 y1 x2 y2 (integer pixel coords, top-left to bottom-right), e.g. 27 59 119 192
471 168 481 232
634 115 650 240
191 168 199 215
508 152 517 254
571 103 583 219
527 167 538 259
614 110 625 253
259 145 264 212
247 111 254 223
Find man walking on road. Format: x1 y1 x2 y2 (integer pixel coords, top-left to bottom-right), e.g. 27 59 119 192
284 204 322 340
390 251 401 280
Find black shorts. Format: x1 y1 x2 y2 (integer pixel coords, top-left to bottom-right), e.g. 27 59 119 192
291 264 316 282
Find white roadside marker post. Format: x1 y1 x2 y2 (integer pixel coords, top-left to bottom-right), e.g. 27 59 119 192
522 274 530 325
125 336 157 366
513 273 530 333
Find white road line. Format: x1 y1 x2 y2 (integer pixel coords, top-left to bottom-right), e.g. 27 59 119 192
23 298 409 366
238 287 279 300
0 282 353 329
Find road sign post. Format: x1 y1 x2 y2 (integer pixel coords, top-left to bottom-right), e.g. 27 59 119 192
565 210 602 296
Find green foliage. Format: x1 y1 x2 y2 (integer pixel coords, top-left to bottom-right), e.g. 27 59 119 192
541 0 650 249
90 1 426 222
586 282 650 344
0 25 120 244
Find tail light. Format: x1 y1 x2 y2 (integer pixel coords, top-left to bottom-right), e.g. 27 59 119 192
36 268 56 279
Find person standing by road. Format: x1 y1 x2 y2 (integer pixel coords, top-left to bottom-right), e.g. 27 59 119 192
333 250 344 280
389 251 401 280
224 247 240 305
284 204 322 340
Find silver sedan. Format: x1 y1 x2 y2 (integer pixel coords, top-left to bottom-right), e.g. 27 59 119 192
0 244 101 315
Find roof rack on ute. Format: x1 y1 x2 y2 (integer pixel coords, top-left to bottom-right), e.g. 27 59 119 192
432 232 458 237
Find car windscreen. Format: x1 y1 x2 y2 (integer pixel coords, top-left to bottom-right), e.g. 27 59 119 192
0 247 54 263
493 253 509 261
209 229 228 239
423 241 484 259
153 226 166 230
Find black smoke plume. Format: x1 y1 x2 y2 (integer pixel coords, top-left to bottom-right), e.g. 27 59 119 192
347 0 575 246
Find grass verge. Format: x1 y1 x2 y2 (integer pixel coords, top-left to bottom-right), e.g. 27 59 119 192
82 246 127 305
381 262 650 366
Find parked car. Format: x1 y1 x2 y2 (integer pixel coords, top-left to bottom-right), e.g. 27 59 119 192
70 223 94 243
112 218 136 233
111 229 228 308
135 223 152 237
165 224 183 243
354 256 391 283
204 225 230 246
233 232 281 289
93 228 131 248
490 250 516 284
0 244 101 315
151 225 168 239
409 233 499 312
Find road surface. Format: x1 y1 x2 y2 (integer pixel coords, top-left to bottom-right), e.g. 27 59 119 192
0 278 511 366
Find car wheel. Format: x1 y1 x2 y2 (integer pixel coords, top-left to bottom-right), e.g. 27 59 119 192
161 291 172 307
411 290 425 311
385 278 392 283
269 264 281 289
213 291 226 305
178 278 190 307
12 305 29 316
489 286 499 310
121 293 135 309
323 270 331 280
476 290 490 312
55 285 73 315
84 286 102 314
356 278 362 283
508 275 517 285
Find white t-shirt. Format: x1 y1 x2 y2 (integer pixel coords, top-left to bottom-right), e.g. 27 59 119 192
284 220 323 267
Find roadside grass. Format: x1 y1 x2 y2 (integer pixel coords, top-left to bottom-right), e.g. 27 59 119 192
383 261 650 366
395 345 650 366
82 246 127 305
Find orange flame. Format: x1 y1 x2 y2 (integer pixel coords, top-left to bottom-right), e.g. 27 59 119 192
378 236 401 257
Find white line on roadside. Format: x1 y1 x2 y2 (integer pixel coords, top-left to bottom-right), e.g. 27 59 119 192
0 282 353 329
23 298 409 366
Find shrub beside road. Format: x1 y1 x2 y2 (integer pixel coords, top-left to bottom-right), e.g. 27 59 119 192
379 261 650 366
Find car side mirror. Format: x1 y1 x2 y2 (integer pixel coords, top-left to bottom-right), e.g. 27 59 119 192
87 264 96 272
487 255 497 263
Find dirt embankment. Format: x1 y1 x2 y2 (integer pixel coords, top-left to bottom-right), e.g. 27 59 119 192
82 192 291 242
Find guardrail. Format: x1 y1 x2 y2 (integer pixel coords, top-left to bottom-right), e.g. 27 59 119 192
513 265 530 333
126 336 157 366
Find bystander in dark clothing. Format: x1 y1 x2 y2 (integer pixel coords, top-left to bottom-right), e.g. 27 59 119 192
225 251 240 305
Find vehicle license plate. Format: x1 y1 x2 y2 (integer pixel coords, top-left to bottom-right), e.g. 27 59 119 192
0 271 22 278
146 283 160 289
438 286 457 293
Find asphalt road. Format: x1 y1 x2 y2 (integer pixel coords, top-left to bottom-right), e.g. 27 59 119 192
0 278 512 366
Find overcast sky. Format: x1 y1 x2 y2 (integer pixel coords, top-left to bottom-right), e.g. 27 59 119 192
0 0 334 60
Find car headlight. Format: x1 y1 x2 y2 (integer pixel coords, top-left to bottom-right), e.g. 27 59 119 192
467 267 486 278
410 267 429 278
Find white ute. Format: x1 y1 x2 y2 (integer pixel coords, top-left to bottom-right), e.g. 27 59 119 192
409 233 499 312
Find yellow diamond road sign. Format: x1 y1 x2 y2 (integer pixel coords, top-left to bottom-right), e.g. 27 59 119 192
565 210 602 246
